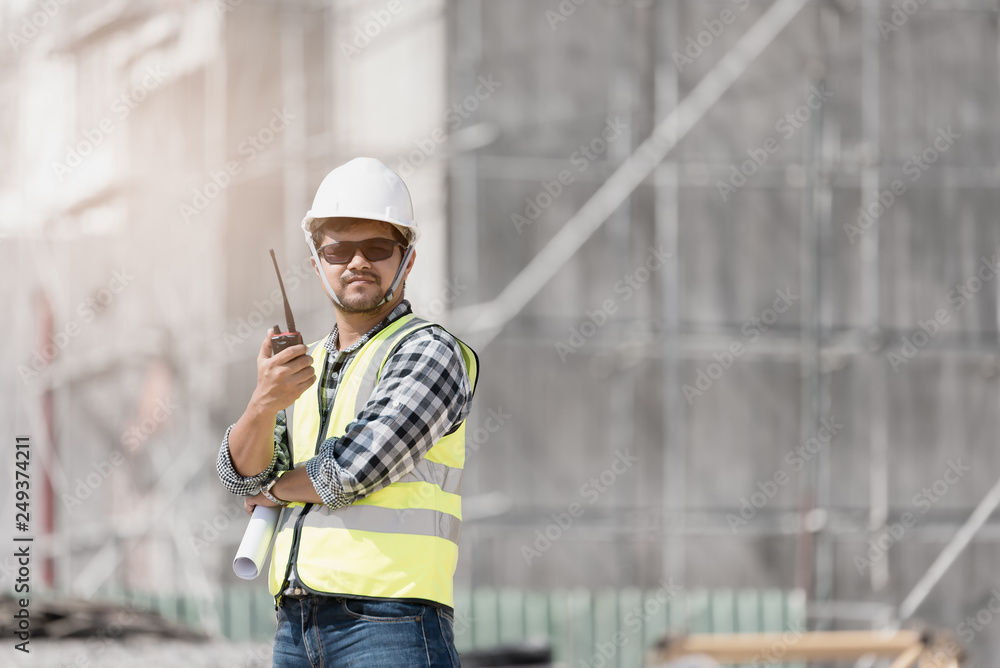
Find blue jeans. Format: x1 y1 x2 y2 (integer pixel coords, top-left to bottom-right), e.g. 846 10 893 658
272 596 460 668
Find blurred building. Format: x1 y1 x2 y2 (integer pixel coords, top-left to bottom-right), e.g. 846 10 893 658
3 0 1000 664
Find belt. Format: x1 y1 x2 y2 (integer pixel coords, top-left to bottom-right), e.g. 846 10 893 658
282 587 347 601
280 589 452 615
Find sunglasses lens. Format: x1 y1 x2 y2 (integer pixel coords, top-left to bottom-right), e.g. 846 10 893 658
361 239 397 261
321 245 352 263
320 239 401 263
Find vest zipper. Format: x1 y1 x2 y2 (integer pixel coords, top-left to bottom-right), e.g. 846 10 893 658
279 347 337 597
276 317 420 599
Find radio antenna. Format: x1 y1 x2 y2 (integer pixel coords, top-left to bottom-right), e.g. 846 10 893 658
270 249 296 333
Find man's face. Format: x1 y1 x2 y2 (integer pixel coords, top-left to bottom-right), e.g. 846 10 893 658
312 219 413 314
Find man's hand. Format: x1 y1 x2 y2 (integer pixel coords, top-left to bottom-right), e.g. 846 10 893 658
244 491 280 515
250 332 316 414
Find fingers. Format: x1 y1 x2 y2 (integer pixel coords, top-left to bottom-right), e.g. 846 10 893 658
259 338 310 369
289 365 317 386
244 498 255 515
271 344 310 366
254 339 315 412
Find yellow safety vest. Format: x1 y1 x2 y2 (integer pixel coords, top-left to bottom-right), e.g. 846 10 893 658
268 314 479 608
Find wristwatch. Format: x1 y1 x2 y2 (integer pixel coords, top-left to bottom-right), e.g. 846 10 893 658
260 472 289 506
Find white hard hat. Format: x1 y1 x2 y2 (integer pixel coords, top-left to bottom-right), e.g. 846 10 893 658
301 157 419 245
301 157 418 309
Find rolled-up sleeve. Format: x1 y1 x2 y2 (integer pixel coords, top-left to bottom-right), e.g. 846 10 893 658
216 410 291 496
305 327 473 509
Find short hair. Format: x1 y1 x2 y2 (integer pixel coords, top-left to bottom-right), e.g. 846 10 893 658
310 217 408 250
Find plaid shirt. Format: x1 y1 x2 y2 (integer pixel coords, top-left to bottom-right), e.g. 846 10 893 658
216 300 474 508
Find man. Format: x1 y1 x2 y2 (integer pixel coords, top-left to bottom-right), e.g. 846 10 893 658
217 157 478 667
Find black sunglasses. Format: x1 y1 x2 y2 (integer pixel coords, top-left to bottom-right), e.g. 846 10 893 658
316 238 406 264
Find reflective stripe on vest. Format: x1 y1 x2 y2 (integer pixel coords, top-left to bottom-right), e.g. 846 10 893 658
300 505 462 544
267 314 479 608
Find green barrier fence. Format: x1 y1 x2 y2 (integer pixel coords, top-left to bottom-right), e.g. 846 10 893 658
47 586 806 667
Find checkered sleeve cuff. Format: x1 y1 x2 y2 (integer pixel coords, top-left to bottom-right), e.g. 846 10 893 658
216 423 278 497
305 445 350 509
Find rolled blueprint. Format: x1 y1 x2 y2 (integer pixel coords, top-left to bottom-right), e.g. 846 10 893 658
233 505 281 580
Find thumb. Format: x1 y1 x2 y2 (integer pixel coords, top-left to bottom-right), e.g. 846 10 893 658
259 329 274 361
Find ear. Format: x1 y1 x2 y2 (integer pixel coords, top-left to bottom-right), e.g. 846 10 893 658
402 247 416 282
310 255 320 275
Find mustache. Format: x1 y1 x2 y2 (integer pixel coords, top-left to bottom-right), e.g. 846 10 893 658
341 272 381 285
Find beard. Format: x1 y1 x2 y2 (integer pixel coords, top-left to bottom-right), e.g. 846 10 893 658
334 271 386 313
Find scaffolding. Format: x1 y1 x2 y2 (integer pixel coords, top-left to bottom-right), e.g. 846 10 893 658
441 0 1000 657
2 0 1000 665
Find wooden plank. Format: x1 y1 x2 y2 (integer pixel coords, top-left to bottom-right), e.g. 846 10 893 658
668 630 924 662
887 644 924 668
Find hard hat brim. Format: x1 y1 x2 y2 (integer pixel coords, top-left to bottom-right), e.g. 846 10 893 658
301 212 419 245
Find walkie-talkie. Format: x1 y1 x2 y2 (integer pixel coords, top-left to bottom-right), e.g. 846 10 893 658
269 249 303 355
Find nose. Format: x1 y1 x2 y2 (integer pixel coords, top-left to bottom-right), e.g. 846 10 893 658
345 247 371 270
